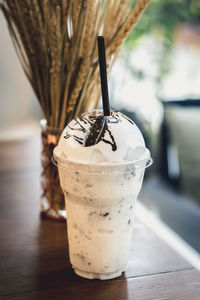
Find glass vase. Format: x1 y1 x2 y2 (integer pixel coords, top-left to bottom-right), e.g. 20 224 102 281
40 119 66 221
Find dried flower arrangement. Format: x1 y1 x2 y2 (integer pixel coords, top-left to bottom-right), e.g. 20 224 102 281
0 0 151 128
0 0 151 220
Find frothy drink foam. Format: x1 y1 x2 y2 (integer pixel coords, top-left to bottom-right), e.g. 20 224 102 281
54 109 152 279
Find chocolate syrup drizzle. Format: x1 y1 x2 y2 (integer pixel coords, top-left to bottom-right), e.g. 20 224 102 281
64 112 130 151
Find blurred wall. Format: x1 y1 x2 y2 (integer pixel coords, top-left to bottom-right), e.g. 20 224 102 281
165 105 200 203
0 12 41 138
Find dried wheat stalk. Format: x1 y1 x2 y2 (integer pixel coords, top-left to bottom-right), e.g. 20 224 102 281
0 0 151 130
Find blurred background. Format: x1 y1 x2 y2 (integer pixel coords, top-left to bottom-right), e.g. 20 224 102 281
1 1 200 252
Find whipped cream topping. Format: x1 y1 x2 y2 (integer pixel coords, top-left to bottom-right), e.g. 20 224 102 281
54 110 148 164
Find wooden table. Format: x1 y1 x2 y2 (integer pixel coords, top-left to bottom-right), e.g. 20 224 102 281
0 137 200 300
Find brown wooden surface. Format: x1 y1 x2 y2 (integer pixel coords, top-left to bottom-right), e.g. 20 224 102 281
0 137 200 300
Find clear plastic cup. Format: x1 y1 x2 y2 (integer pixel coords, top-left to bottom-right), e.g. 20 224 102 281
53 150 152 280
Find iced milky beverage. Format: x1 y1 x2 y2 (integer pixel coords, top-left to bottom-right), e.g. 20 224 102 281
54 109 152 280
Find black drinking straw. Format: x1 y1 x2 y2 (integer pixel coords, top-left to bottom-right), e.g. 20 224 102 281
97 36 110 116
